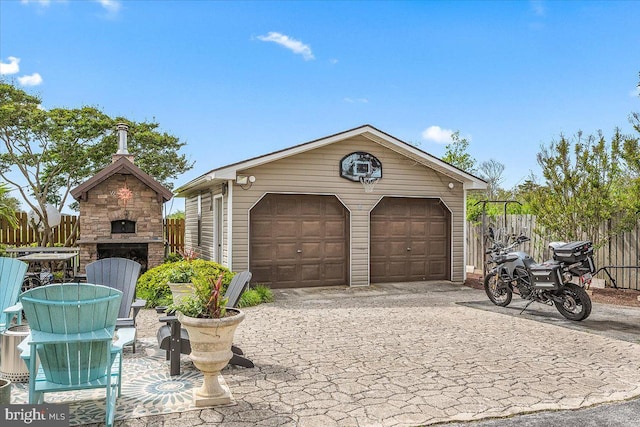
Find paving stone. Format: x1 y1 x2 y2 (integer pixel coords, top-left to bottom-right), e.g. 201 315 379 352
127 282 640 427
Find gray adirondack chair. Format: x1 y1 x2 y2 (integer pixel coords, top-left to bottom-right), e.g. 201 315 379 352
86 257 144 352
0 257 28 332
18 283 135 427
157 270 253 375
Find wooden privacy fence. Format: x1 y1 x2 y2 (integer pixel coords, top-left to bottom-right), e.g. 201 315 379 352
467 214 640 291
0 212 77 246
165 218 185 254
1 213 186 255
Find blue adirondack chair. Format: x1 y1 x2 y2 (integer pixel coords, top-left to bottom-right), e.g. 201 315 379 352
18 283 135 427
86 257 144 352
0 257 28 332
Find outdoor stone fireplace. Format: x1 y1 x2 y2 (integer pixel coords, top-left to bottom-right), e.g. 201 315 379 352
71 124 173 273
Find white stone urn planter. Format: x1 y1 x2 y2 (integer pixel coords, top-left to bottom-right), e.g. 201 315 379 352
169 282 195 306
177 308 245 407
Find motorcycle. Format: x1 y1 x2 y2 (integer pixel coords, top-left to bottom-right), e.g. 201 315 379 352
483 230 596 321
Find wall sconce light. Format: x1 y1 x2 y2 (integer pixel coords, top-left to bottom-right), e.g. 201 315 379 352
448 182 455 189
236 175 256 190
221 182 228 195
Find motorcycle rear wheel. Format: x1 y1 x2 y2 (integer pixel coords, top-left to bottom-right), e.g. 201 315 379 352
554 283 592 321
484 272 512 306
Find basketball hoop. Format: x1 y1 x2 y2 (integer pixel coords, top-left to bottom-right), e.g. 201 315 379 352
360 175 379 193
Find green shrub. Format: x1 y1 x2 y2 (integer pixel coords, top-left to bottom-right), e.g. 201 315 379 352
164 252 182 263
253 284 274 303
237 284 274 308
136 259 232 308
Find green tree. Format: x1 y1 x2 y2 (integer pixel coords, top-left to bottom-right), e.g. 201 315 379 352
441 131 476 174
528 129 636 243
167 210 185 220
0 81 193 246
0 182 20 228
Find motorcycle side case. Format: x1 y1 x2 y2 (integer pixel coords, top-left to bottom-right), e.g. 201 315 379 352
553 241 593 263
529 261 563 289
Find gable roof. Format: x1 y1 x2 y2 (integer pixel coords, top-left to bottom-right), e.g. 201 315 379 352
71 156 173 203
175 124 487 196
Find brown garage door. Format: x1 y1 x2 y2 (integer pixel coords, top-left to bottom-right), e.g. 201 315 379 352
250 194 349 288
370 197 451 282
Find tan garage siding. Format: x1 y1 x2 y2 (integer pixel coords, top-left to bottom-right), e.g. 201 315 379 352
229 135 464 285
184 186 227 262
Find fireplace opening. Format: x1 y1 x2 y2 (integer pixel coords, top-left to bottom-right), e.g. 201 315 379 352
97 243 148 272
111 219 136 234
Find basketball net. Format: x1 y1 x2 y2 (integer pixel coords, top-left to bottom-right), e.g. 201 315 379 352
360 175 379 193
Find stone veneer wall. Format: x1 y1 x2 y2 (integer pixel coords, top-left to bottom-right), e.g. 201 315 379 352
78 174 166 273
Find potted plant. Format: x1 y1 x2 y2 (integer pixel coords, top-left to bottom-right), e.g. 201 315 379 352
166 249 198 305
170 273 245 407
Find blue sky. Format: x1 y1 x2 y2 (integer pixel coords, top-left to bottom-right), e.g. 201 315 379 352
1 0 639 214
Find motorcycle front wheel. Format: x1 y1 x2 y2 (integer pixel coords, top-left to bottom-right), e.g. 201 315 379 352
554 282 592 321
484 272 512 307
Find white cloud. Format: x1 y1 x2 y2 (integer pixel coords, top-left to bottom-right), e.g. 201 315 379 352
0 56 20 75
530 0 545 16
344 97 368 104
330 58 339 64
421 126 454 144
18 73 43 86
21 0 52 5
257 32 314 61
94 0 121 13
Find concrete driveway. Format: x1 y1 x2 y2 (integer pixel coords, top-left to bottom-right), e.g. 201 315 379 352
130 282 640 426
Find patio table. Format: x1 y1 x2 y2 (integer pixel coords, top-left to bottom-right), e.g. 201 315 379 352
17 252 79 284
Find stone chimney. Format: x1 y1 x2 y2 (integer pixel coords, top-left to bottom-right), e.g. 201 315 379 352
112 123 135 163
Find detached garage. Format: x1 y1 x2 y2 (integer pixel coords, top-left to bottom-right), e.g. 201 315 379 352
175 125 486 288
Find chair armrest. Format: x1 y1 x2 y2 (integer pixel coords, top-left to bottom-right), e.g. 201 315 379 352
3 302 23 314
130 299 146 320
3 302 23 326
159 315 179 324
113 327 136 351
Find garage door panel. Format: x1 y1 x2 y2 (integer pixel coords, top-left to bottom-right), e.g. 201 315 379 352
410 203 428 216
371 197 450 283
276 243 298 259
251 194 348 288
276 265 297 281
301 221 321 237
409 261 427 277
428 240 447 256
252 244 275 262
274 221 299 238
429 221 447 237
300 199 324 215
324 242 345 258
325 220 346 238
410 241 426 255
410 221 427 236
324 263 346 280
389 242 409 256
371 222 389 237
390 221 408 236
276 199 299 215
428 261 446 278
252 220 274 238
301 265 321 281
301 242 321 258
